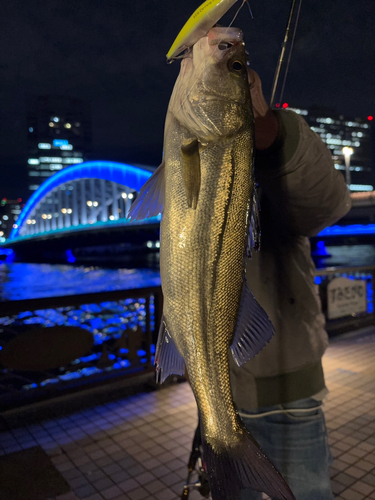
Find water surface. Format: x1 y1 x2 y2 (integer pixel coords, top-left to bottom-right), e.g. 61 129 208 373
0 263 161 302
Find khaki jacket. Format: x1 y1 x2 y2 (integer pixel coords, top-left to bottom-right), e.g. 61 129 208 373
230 110 352 409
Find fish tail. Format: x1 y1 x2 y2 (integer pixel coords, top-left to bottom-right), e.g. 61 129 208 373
202 432 295 500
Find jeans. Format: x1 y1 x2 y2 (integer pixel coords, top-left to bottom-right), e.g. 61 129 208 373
239 398 334 500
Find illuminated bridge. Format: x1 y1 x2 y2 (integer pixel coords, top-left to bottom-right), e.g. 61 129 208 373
3 161 161 264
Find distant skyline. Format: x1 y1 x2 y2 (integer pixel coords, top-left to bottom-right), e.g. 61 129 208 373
0 0 373 198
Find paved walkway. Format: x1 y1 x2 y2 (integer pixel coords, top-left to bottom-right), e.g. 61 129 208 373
0 326 375 500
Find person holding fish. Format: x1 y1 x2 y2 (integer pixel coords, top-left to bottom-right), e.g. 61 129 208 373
228 67 351 500
128 1 351 499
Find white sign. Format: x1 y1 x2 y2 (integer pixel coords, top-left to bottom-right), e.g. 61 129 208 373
327 277 367 320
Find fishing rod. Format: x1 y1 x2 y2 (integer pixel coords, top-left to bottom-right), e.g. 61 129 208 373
269 0 302 108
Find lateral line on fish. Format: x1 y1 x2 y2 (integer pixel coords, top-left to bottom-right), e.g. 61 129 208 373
208 147 235 327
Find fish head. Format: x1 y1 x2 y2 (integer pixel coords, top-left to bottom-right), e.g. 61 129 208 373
169 27 252 143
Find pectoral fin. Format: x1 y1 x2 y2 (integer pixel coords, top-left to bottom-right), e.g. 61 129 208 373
127 160 165 221
230 278 274 367
155 316 185 383
181 138 201 209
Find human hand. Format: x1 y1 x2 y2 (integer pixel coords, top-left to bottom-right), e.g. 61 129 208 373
248 69 279 150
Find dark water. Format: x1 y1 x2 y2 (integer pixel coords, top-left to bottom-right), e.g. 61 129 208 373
0 244 374 302
0 263 161 302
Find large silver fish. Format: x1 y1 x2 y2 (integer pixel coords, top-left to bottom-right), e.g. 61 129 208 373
129 27 295 500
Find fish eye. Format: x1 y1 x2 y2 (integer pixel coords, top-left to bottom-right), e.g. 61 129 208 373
231 61 243 71
218 41 233 50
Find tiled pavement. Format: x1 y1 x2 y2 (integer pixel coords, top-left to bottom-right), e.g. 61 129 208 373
0 326 375 500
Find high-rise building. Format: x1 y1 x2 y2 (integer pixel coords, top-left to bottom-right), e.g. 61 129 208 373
27 96 91 192
0 198 23 241
284 105 373 191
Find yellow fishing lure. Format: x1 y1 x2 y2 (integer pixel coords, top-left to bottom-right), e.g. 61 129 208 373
167 0 239 60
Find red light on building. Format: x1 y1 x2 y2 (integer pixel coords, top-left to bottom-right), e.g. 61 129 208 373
368 116 374 121
17 198 22 203
275 103 280 108
282 103 289 109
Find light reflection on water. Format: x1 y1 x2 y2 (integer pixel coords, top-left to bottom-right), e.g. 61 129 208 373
323 245 375 268
0 263 161 302
0 245 373 302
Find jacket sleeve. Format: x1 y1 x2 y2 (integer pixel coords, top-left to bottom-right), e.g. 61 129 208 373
254 110 352 237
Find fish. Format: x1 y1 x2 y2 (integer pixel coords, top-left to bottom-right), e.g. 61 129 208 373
128 26 295 500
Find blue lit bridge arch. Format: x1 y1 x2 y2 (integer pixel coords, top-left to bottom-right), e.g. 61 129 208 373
10 161 155 240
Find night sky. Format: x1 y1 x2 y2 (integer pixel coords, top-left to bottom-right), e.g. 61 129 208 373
0 0 373 198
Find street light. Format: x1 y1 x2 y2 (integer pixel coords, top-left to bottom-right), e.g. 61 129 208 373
342 147 353 187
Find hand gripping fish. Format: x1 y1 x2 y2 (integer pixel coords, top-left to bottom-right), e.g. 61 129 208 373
128 27 295 500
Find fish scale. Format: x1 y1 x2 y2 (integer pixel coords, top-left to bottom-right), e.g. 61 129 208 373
129 27 295 500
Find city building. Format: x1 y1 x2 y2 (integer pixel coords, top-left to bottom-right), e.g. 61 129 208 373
280 104 373 191
0 198 23 241
27 96 91 192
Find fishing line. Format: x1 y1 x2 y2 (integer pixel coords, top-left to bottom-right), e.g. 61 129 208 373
278 0 303 105
238 403 323 419
228 0 247 28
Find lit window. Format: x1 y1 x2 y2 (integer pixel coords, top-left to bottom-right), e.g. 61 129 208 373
64 123 72 129
0 231 3 236
349 184 373 191
38 143 51 149
60 144 73 150
29 127 34 133
49 122 55 127
62 157 82 164
53 139 69 147
3 215 8 220
52 117 59 122
28 159 40 165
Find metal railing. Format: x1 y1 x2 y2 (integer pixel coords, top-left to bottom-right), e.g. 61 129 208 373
0 286 163 410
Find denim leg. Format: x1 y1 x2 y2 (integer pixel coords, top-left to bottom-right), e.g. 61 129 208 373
239 398 334 500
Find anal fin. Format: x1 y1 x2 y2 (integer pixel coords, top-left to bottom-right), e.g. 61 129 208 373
155 316 185 383
230 278 274 367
